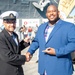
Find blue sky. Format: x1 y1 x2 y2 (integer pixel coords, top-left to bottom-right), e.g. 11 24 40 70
69 7 75 16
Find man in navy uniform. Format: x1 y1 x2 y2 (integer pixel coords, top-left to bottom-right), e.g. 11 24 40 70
0 11 30 75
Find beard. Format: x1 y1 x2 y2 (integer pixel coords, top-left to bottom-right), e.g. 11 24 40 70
49 17 60 24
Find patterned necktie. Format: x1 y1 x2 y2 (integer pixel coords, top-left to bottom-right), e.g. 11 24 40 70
44 25 50 39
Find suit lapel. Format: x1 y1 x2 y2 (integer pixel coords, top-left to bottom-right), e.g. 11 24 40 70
42 23 48 44
46 19 62 43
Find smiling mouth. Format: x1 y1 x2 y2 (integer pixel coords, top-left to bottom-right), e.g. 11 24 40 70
50 15 55 18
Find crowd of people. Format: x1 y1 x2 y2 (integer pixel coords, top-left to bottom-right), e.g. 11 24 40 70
19 24 38 42
0 4 75 75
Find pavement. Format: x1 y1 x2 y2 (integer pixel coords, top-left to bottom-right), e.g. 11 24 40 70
21 46 75 75
21 46 39 75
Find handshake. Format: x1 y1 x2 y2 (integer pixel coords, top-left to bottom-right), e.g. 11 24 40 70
25 52 32 62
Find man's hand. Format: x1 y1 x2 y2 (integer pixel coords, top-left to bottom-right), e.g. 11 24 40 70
25 52 32 62
42 47 56 55
23 36 30 43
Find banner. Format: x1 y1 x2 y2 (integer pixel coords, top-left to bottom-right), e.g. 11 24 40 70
22 19 40 27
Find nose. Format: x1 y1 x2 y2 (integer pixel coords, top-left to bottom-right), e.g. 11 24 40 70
50 11 54 15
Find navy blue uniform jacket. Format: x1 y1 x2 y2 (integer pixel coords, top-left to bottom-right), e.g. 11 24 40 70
0 29 29 75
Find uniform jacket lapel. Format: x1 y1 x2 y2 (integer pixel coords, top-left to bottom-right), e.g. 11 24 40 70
2 29 18 53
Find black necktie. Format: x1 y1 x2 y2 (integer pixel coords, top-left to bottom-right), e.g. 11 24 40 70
11 34 18 45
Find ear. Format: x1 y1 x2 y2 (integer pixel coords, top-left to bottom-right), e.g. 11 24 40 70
3 22 5 25
2 22 5 28
58 11 60 16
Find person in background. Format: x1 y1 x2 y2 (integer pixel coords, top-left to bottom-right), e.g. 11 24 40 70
34 24 39 34
28 26 33 40
19 25 27 40
26 5 75 75
0 11 30 75
0 25 4 32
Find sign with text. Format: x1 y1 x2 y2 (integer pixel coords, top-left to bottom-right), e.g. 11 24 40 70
22 19 40 27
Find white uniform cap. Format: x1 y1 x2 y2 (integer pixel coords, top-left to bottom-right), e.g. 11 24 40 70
0 11 18 19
